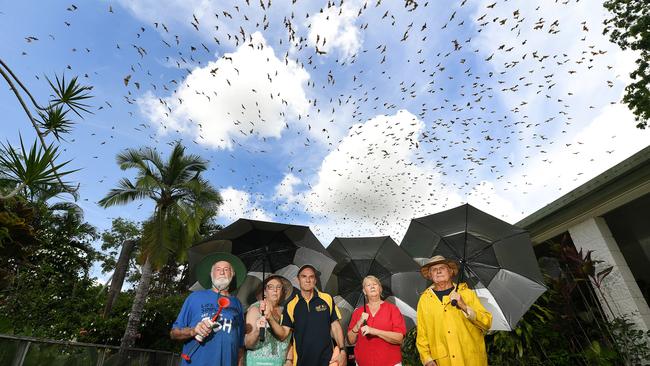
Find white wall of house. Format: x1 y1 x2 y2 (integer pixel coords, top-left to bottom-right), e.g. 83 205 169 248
569 217 650 332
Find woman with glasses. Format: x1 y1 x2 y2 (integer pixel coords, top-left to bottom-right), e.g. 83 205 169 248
416 256 492 366
245 275 294 366
347 275 406 366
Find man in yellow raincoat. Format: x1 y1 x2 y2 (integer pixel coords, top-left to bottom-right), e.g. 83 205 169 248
416 255 492 366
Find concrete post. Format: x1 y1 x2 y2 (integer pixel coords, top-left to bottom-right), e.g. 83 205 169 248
569 217 650 332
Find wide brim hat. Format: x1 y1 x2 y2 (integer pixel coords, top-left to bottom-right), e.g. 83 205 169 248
256 274 295 304
420 255 459 280
196 252 247 290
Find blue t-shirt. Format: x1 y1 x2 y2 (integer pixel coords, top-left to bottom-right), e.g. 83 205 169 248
172 290 245 366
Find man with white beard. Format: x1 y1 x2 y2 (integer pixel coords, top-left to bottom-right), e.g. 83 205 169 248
171 252 247 366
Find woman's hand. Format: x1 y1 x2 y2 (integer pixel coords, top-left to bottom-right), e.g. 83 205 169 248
256 316 267 330
261 299 275 320
356 312 369 328
360 325 374 336
359 312 369 323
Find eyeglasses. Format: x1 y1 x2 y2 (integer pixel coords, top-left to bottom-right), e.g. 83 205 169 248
265 285 283 291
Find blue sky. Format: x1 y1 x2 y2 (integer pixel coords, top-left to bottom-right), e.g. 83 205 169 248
1 0 648 281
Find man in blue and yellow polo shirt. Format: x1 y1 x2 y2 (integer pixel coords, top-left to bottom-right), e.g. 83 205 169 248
267 264 346 366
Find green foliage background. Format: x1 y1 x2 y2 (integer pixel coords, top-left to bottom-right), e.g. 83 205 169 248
0 196 189 353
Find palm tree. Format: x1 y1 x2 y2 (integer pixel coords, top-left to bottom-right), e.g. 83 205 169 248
0 58 92 199
102 237 137 318
0 136 77 200
98 142 222 360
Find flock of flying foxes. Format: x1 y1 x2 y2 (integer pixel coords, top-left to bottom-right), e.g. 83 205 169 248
13 0 622 231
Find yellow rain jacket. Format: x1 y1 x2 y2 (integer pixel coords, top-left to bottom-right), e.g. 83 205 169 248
416 283 492 366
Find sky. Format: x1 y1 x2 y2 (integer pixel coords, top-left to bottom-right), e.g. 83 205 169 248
1 0 648 280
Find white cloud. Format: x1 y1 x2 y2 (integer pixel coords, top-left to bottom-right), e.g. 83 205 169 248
613 50 641 84
466 181 519 222
138 32 310 149
496 102 649 220
466 0 649 221
469 0 632 142
219 187 272 223
117 0 232 42
285 110 464 243
274 173 301 206
306 1 362 60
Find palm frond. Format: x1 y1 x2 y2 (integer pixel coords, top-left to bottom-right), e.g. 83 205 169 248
136 147 166 176
176 177 222 208
0 136 77 195
37 105 74 141
163 143 207 186
30 182 80 202
134 174 163 194
140 209 177 269
170 202 210 263
46 74 93 118
116 148 149 171
49 201 85 220
116 148 164 186
98 178 151 208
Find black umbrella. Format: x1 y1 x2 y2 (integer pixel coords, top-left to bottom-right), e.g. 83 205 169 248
325 236 428 330
401 204 547 331
188 219 337 305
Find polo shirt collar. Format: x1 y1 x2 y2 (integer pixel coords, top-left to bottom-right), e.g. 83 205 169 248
296 288 319 301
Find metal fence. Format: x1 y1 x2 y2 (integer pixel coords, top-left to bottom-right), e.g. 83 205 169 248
0 334 181 366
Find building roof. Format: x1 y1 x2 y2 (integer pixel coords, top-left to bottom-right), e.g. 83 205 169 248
516 146 650 243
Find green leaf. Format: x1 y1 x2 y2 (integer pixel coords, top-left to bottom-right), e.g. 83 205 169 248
0 136 78 196
98 178 151 208
46 74 93 118
596 266 614 285
37 104 74 141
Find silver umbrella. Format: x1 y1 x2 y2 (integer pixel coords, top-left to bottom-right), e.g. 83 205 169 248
401 204 547 331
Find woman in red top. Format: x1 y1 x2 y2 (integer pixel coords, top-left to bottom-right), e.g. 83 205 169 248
347 275 407 366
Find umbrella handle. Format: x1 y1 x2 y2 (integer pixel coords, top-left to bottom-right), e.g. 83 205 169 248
259 303 266 342
451 286 459 308
363 299 368 326
451 262 465 308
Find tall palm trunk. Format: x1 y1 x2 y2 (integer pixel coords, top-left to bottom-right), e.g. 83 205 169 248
103 239 136 317
118 256 153 363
